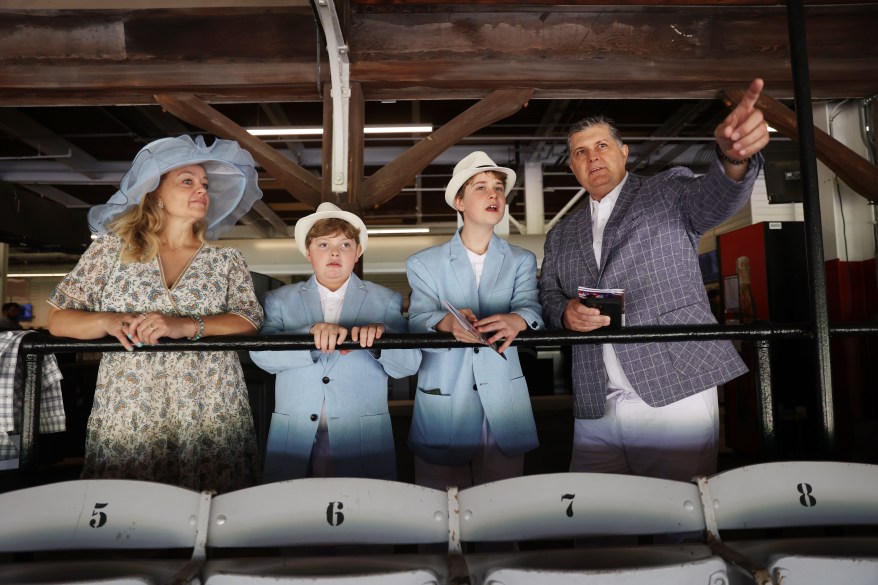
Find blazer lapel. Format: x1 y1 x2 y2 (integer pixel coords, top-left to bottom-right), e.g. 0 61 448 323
598 174 640 279
339 273 367 326
449 231 479 310
575 207 600 283
301 275 325 325
477 234 506 315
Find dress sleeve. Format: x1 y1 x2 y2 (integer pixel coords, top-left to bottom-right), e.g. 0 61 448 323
224 248 265 330
47 235 121 311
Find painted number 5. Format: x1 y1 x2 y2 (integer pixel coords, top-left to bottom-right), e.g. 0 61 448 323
90 502 109 528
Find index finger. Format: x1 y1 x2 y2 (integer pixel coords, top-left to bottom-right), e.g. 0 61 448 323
737 78 764 112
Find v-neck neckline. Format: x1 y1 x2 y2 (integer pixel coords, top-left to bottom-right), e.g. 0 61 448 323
157 243 203 291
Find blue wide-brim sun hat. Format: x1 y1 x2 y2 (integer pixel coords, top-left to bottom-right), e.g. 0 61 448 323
88 135 263 240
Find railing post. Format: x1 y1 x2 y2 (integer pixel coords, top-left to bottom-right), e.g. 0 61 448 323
19 352 43 471
753 339 777 457
787 0 835 454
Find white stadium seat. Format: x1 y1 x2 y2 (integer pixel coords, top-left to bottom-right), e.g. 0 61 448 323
456 473 730 584
0 479 211 585
699 460 878 584
202 478 450 584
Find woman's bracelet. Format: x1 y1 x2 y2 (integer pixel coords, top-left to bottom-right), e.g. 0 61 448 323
188 315 205 341
715 144 749 166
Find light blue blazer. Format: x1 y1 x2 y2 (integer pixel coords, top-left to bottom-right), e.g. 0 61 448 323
250 273 421 483
406 231 543 466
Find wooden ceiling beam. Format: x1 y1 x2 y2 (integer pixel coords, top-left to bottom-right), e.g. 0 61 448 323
723 88 878 204
154 93 322 208
360 88 535 209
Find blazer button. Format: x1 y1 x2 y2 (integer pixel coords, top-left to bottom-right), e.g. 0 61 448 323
310 414 318 422
472 384 478 391
322 376 330 384
473 347 479 354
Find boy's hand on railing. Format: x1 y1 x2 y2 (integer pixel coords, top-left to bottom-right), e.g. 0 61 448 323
309 322 349 354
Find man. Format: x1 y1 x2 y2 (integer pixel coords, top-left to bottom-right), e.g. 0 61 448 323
0 302 23 331
539 78 770 481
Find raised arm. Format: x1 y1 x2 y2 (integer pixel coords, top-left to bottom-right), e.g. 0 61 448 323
714 78 770 182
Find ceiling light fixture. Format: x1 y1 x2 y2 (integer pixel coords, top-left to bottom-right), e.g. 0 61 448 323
247 125 433 137
7 272 69 278
247 124 433 136
367 227 431 235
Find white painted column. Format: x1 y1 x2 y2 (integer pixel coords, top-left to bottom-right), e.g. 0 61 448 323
812 101 875 262
524 161 545 235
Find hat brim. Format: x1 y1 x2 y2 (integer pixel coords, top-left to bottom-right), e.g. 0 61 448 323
88 136 262 240
444 165 516 208
294 208 369 257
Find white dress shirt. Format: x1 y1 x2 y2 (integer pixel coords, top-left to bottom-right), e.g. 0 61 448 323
589 174 638 397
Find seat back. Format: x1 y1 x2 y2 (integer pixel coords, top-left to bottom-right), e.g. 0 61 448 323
0 479 210 553
702 461 878 532
207 477 450 548
457 473 706 543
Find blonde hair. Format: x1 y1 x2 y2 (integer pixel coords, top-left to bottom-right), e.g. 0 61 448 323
108 178 207 263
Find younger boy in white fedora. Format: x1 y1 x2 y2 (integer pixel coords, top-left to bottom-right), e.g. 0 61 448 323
250 202 421 482
406 151 543 490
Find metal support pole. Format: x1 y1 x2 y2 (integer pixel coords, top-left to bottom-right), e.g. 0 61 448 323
787 0 835 453
753 339 777 457
19 352 43 470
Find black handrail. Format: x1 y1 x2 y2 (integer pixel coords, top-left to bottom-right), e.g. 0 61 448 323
13 321 878 474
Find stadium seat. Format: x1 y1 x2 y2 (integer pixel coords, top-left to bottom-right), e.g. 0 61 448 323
202 478 451 584
698 460 878 584
456 472 730 584
0 478 211 584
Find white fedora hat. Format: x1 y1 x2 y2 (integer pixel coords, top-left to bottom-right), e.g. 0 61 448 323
294 202 368 257
443 151 516 208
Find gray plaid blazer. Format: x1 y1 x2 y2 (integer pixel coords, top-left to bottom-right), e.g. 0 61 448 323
540 156 762 418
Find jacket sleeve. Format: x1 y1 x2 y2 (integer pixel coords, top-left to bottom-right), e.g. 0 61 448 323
538 225 570 330
249 289 319 373
509 250 544 330
375 291 422 378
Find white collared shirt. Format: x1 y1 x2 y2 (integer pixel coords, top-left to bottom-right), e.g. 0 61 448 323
465 246 488 287
316 277 351 324
588 175 638 397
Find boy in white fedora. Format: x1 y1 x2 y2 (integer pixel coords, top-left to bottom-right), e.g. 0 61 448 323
250 202 421 482
406 151 544 490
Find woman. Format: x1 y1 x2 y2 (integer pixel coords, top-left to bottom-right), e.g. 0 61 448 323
47 135 264 493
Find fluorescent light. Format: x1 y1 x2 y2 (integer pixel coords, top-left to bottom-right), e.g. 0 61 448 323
7 273 69 278
247 125 432 137
367 227 430 235
363 125 432 134
248 127 323 136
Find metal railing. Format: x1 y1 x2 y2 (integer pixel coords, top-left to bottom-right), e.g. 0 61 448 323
13 321 878 473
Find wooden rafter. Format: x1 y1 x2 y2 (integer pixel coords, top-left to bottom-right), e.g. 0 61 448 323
154 93 322 208
361 88 535 209
723 89 878 204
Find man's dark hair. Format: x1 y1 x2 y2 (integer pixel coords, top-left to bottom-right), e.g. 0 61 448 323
566 115 624 163
2 302 19 313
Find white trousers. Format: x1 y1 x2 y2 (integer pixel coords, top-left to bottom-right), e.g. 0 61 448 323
415 417 524 490
569 387 719 482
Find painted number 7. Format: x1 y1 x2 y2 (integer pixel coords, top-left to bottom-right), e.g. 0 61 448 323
561 493 575 517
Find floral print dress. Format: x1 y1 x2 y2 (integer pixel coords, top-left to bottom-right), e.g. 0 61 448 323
48 233 264 493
